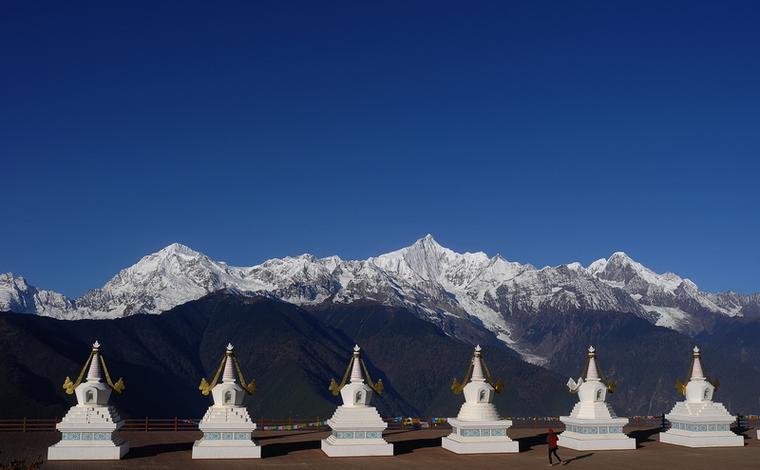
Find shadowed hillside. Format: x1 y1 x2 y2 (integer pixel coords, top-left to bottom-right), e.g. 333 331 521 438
514 308 760 415
0 292 572 419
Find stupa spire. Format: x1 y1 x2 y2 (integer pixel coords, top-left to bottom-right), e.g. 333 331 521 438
350 345 364 383
222 343 236 384
86 341 103 382
471 345 485 382
690 346 705 380
586 346 600 381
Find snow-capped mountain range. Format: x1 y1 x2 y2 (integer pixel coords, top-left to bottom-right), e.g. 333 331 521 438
2 235 757 363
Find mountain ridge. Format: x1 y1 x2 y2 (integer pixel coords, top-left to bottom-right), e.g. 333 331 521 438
2 236 758 364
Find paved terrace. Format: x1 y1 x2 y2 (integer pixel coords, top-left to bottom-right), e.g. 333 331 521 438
1 427 758 469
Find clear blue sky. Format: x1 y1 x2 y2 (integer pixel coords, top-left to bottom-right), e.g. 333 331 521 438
2 1 758 297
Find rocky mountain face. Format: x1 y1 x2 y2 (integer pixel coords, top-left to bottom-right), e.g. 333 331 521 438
0 273 77 319
2 236 758 364
588 252 746 333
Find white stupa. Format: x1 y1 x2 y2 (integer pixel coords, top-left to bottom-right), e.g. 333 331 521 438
442 345 519 454
321 345 393 457
48 341 129 460
558 346 635 450
659 346 743 447
192 343 260 459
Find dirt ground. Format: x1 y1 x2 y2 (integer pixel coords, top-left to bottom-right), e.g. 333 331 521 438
0 426 758 469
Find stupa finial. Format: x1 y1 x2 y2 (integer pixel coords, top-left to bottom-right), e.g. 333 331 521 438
471 345 486 382
86 340 103 382
199 342 255 395
690 345 705 380
329 343 383 395
222 344 236 384
350 345 364 383
62 340 124 396
586 345 600 381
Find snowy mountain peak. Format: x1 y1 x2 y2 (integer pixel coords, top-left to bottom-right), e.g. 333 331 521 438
0 272 76 318
587 257 608 274
157 242 203 257
407 233 455 258
372 235 492 286
591 251 683 293
1 272 27 289
2 237 758 356
609 251 631 260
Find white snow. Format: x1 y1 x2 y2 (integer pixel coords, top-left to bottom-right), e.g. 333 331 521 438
643 305 690 329
2 236 756 359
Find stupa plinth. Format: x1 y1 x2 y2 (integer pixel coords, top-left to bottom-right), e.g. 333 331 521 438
558 346 635 450
48 341 129 460
659 346 743 447
321 345 393 457
442 345 519 454
192 343 261 459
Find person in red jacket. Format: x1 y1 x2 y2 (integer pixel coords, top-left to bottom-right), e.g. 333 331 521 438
547 428 564 466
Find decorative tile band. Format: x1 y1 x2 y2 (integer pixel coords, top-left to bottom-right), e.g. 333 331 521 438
456 428 508 437
564 424 624 434
61 432 112 441
202 432 252 441
670 422 729 432
332 431 383 439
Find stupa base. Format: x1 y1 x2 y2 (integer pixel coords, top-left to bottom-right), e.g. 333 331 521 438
558 416 635 450
660 414 743 448
659 430 743 448
322 405 392 457
48 439 128 460
442 418 519 454
441 435 519 454
557 433 635 450
321 436 393 457
192 441 261 459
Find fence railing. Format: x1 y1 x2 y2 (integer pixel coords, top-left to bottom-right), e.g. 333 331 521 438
0 415 757 433
0 418 58 432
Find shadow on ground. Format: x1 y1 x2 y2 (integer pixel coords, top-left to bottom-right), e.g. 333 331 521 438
256 430 325 441
126 441 193 459
732 425 751 441
394 436 442 455
564 453 593 465
262 438 321 458
629 427 661 448
518 432 547 451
